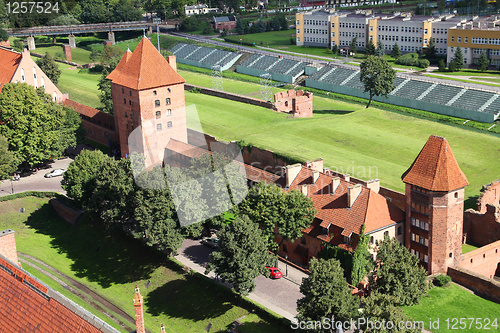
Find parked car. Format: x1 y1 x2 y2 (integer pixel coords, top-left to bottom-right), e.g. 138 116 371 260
44 169 65 178
201 238 219 249
266 266 283 279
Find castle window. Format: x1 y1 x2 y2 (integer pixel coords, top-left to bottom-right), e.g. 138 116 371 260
129 100 132 105
124 99 126 104
130 112 133 119
166 109 172 116
454 192 458 198
167 121 172 128
153 90 157 95
166 98 171 105
470 259 473 263
423 255 428 263
122 88 124 93
301 236 306 245
383 231 389 238
156 111 161 118
155 100 160 107
369 236 374 245
283 244 288 253
129 91 132 96
449 253 452 258
125 112 128 118
21 68 25 82
167 88 171 93
397 226 402 235
157 123 162 131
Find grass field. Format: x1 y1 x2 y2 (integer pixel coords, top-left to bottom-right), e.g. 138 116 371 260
57 63 101 108
184 86 500 207
0 197 290 333
404 284 500 333
462 244 480 254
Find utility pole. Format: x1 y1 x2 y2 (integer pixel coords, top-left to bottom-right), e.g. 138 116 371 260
153 17 161 52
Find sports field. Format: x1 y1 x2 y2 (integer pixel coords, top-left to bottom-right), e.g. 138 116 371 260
185 89 500 206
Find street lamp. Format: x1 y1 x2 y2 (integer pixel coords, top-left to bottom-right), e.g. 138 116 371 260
285 255 288 277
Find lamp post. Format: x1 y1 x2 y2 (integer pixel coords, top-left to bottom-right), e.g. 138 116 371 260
285 255 288 277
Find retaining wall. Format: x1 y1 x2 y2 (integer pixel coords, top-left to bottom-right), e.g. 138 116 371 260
448 266 500 303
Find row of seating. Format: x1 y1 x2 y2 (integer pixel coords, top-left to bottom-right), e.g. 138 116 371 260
393 80 434 100
239 54 309 81
451 89 497 113
170 43 240 69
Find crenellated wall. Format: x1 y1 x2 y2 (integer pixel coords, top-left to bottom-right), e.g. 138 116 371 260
273 90 313 118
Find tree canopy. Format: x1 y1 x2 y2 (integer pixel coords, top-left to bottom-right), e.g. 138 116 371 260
477 50 489 71
0 135 17 180
0 28 8 42
369 237 428 306
451 46 464 71
365 40 376 56
350 37 358 54
297 258 359 331
36 52 62 85
360 56 396 108
391 43 401 59
0 83 81 168
205 215 272 295
376 41 385 57
239 181 316 252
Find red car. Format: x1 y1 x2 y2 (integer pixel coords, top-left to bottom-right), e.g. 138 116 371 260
266 266 283 279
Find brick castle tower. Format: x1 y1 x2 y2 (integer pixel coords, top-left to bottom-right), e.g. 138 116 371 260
402 135 469 274
107 38 187 166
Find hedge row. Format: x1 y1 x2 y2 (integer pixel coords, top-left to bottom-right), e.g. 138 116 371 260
0 191 60 203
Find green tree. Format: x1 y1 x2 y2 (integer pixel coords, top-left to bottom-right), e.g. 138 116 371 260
369 237 428 306
350 225 373 285
331 44 338 55
438 58 446 72
36 52 62 85
297 258 359 330
46 14 81 26
235 16 245 34
134 176 184 255
391 42 401 59
359 292 422 333
0 83 80 168
376 41 385 57
360 56 396 108
451 46 464 71
365 40 376 56
239 181 316 253
350 37 358 54
100 45 123 65
0 28 8 42
0 135 17 180
79 0 108 23
111 0 142 22
425 37 436 59
205 215 272 295
98 58 119 114
89 48 100 63
477 50 489 71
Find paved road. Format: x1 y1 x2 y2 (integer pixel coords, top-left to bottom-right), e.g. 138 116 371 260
175 238 305 322
0 157 72 197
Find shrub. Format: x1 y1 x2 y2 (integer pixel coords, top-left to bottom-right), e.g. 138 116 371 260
395 53 419 66
418 59 430 68
433 274 452 287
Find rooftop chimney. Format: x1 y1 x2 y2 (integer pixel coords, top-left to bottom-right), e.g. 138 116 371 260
331 177 340 194
134 286 145 333
308 158 324 172
167 55 177 72
366 179 380 194
301 184 308 196
344 174 350 183
0 229 19 266
347 184 362 208
312 170 320 184
284 163 302 188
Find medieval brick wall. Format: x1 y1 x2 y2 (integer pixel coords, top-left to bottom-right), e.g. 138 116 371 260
478 180 500 213
273 90 313 118
50 199 84 225
456 240 500 279
0 230 18 265
448 266 500 303
464 205 500 246
185 84 274 109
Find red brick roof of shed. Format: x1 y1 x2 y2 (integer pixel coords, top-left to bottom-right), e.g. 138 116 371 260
0 48 21 93
0 256 111 333
287 167 404 236
402 135 468 191
106 38 185 90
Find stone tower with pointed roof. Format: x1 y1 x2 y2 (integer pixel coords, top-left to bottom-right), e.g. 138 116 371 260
402 135 469 274
107 38 187 163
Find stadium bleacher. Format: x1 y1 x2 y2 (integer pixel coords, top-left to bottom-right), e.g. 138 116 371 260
393 80 434 100
421 84 463 105
237 54 310 83
170 43 242 71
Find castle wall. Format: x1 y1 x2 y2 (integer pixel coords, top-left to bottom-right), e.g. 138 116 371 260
477 180 500 214
456 240 500 279
448 266 500 303
273 90 313 118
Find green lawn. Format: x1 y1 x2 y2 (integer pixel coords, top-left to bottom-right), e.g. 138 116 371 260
0 197 290 333
57 63 101 108
462 244 479 254
184 85 500 207
404 284 500 333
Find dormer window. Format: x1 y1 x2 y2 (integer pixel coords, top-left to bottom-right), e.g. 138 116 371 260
343 236 351 244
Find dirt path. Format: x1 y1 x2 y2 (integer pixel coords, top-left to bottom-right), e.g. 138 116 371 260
18 253 142 333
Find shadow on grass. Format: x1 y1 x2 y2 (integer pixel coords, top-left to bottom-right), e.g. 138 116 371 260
25 203 164 288
313 109 355 115
464 195 478 210
181 243 213 268
145 277 233 321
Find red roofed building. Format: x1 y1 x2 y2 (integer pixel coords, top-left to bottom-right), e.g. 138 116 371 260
0 229 119 333
107 38 187 166
0 47 66 102
277 161 405 266
402 135 469 274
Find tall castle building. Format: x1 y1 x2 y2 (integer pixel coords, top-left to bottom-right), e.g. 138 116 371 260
402 135 469 274
106 38 187 166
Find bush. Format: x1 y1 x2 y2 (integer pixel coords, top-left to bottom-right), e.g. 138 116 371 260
395 53 419 66
433 274 452 287
418 59 430 68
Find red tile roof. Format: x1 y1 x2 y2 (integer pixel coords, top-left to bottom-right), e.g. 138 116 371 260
287 167 404 237
0 255 117 333
0 48 21 93
402 135 469 191
106 38 185 90
64 99 116 131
